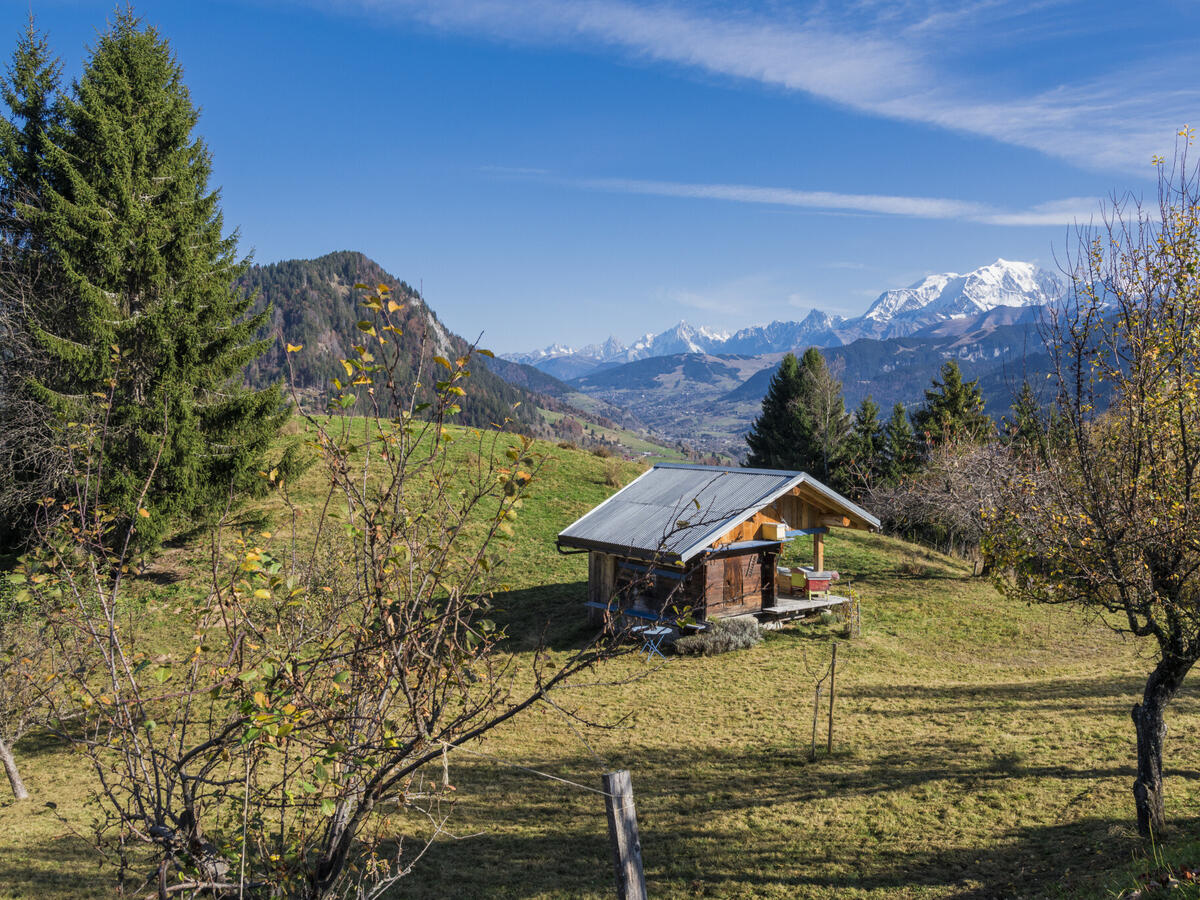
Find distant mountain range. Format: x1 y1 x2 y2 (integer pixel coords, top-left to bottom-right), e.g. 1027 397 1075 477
506 259 1064 378
562 303 1056 457
241 253 1071 461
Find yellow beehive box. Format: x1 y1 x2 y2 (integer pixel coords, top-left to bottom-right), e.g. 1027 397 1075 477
760 521 787 542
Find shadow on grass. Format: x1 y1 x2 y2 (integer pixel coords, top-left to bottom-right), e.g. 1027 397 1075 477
0 829 112 898
853 675 1151 706
387 738 1195 899
489 581 599 652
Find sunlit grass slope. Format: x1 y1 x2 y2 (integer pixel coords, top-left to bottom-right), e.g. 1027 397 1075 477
1 425 1197 899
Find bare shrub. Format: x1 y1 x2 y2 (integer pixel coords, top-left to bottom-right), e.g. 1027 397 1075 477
673 618 763 656
867 439 1010 566
602 459 624 488
24 283 627 899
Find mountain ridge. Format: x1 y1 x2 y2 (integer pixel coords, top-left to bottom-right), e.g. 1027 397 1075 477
507 258 1064 376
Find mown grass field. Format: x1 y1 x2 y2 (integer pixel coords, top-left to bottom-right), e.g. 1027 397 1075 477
1 428 1198 898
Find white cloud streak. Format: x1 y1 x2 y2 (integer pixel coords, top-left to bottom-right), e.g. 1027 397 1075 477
562 174 1098 226
310 0 1200 173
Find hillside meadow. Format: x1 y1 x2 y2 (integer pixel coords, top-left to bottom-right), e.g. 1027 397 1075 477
1 426 1198 899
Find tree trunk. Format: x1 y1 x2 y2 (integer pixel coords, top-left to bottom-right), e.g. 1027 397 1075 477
1131 655 1193 837
0 734 29 801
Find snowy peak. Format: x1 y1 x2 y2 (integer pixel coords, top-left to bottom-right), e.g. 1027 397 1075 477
506 259 1067 372
517 342 577 361
722 311 847 354
637 321 731 357
862 259 1062 336
863 272 958 323
507 321 733 369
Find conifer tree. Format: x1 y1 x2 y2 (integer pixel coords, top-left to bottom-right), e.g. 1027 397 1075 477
795 347 851 485
0 19 64 545
745 348 850 484
911 360 991 447
18 13 286 549
745 352 804 468
842 395 884 493
0 17 59 234
882 402 918 483
1006 381 1043 447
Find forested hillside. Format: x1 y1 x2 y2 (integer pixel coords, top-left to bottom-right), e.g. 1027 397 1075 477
239 251 542 429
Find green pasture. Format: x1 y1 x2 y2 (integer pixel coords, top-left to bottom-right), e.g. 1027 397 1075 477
1 428 1197 898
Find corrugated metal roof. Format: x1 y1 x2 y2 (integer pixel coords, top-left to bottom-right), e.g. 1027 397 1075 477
558 464 801 562
557 463 880 562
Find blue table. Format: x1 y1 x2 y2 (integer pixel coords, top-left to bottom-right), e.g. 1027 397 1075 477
631 624 672 660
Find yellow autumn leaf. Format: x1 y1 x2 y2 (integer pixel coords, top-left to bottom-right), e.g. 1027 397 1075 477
137 508 150 518
286 343 303 353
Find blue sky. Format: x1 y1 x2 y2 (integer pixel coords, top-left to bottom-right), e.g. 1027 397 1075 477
5 1 1199 352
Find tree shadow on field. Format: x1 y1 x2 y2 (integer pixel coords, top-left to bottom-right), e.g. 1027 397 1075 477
0 830 112 898
489 581 601 652
386 741 1199 900
849 675 1169 721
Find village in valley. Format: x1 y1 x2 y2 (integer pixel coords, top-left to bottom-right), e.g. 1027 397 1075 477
1 3 1200 900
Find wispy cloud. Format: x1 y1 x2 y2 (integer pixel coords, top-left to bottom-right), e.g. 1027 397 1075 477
551 173 1098 226
308 0 1198 173
656 272 779 315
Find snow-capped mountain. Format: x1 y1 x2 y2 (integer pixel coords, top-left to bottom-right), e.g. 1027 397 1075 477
856 259 1062 339
505 321 730 368
505 259 1065 375
627 321 731 358
722 309 847 354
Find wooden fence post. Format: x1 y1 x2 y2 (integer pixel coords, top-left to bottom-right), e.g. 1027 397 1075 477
810 685 822 761
827 642 838 754
602 770 647 900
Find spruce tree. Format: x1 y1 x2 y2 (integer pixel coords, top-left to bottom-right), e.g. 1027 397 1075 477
842 395 884 493
745 348 850 484
745 352 804 468
0 17 60 234
0 20 64 546
911 360 991 447
1006 381 1043 447
794 347 850 485
882 402 918 483
22 13 286 549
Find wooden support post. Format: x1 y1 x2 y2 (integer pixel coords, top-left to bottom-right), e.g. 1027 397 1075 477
602 770 647 900
813 531 825 571
827 642 837 754
810 685 822 761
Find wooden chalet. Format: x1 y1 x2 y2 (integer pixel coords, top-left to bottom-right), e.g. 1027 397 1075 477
557 463 879 625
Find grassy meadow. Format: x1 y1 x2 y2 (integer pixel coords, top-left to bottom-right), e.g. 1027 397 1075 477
2 427 1198 899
